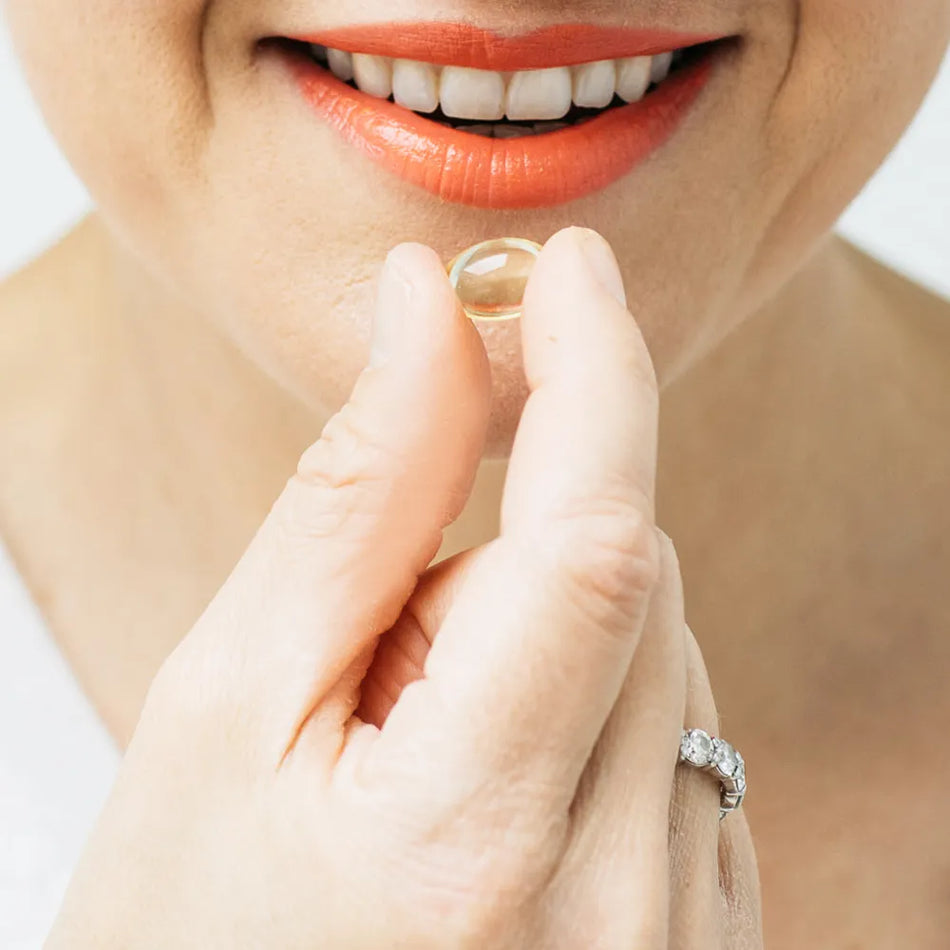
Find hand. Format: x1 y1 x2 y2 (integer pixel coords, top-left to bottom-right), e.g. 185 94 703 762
46 226 763 949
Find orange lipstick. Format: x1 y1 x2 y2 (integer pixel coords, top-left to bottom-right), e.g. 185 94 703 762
283 23 721 209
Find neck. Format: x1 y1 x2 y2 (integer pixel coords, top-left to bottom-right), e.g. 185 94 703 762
102 217 320 531
657 235 950 734
0 214 320 739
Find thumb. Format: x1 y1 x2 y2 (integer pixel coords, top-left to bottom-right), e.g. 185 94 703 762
158 242 491 764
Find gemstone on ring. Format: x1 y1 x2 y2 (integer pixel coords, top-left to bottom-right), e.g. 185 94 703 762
711 738 740 778
680 728 714 767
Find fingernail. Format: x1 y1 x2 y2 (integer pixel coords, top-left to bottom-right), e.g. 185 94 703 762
573 228 627 307
369 249 415 367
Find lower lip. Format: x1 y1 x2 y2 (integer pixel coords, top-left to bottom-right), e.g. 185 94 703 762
283 52 714 210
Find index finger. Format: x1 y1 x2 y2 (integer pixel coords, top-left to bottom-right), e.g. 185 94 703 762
371 226 662 813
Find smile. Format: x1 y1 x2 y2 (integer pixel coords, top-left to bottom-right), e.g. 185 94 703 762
264 22 733 209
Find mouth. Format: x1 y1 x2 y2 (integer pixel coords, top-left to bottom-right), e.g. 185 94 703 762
261 23 735 209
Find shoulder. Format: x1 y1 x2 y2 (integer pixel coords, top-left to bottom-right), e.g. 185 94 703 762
0 213 101 418
0 212 102 322
834 236 950 341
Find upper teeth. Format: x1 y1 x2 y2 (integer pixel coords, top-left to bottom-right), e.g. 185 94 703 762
312 46 677 121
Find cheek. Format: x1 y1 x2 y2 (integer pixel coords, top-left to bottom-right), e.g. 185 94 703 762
4 0 210 254
5 0 335 401
5 0 352 417
745 0 950 299
781 0 950 158
5 0 382 410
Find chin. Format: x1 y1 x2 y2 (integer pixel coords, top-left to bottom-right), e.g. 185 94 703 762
482 375 530 459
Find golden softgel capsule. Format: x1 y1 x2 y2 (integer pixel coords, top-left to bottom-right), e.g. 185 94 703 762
446 238 543 321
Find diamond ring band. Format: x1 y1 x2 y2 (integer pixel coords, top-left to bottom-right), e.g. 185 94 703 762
679 728 747 821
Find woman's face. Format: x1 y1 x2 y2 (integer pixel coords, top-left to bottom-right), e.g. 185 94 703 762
5 1 949 454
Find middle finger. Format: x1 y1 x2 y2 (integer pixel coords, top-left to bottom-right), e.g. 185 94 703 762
558 530 687 947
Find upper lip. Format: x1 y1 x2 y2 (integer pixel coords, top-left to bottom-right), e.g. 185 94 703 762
285 21 729 71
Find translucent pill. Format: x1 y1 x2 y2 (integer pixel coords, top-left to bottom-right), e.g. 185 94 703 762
446 237 543 321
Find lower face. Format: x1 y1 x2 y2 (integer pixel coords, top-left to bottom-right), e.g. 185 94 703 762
5 1 950 455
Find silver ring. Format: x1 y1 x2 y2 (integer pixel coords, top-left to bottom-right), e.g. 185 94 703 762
678 728 746 821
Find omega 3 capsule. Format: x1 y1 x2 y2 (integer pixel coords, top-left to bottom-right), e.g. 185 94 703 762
446 238 543 321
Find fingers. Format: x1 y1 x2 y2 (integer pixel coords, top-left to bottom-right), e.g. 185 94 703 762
718 810 765 949
168 242 491 760
667 625 726 947
505 226 656 531
550 532 687 949
696 629 763 948
370 226 662 818
356 546 480 729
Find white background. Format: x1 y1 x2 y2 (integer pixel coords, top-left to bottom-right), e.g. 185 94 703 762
1 19 948 296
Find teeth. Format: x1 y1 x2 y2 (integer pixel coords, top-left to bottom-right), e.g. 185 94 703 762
650 51 673 84
493 124 535 139
392 58 439 113
351 53 391 99
532 121 570 133
615 56 652 103
571 60 616 109
440 65 505 120
318 46 682 120
326 48 353 82
456 121 571 138
506 66 573 121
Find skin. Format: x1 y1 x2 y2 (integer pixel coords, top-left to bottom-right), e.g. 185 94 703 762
0 0 949 946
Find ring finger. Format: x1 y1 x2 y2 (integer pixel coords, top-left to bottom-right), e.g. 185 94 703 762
668 625 726 947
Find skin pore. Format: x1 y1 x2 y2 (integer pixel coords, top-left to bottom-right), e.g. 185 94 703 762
2 0 950 946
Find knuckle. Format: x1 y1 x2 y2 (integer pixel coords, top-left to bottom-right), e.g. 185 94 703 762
287 407 397 537
542 495 661 621
400 838 558 949
373 763 565 945
142 639 205 719
135 651 204 749
141 644 212 728
139 634 249 755
299 405 391 489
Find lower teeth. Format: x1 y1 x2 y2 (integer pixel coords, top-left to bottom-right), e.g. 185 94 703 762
451 117 596 137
